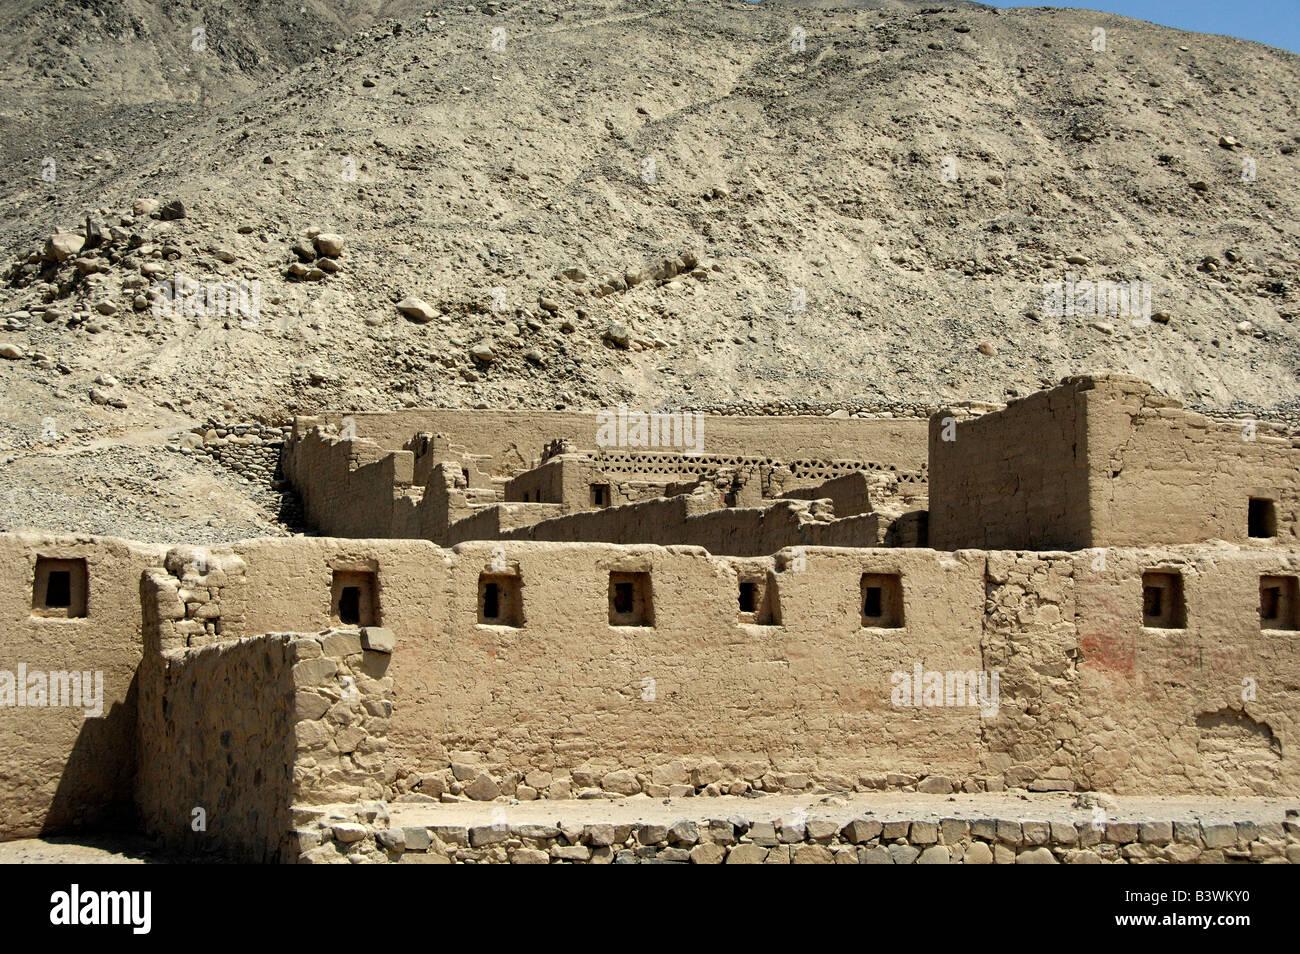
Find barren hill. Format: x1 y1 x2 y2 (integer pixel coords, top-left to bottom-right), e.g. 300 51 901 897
1 0 1298 539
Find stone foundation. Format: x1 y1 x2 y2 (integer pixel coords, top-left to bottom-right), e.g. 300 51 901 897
288 795 1300 864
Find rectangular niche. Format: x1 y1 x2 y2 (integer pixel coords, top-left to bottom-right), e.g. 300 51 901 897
737 572 780 626
1259 575 1299 631
860 573 903 628
609 571 653 627
1141 570 1185 629
479 573 523 627
32 557 88 619
1248 497 1277 539
332 570 378 627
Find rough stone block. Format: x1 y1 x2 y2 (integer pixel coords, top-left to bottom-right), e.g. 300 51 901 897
360 627 395 653
726 844 768 864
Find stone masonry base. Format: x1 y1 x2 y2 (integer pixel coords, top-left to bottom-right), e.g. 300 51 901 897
289 792 1300 864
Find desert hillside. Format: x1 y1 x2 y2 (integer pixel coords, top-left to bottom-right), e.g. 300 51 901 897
1 0 1297 539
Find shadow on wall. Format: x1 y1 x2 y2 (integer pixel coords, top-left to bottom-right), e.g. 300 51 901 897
40 672 138 837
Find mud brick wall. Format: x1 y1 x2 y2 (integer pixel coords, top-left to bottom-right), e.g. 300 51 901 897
930 374 1300 551
1084 376 1300 546
781 471 888 516
135 627 394 863
444 502 567 546
496 496 887 554
7 531 1300 848
929 381 1090 551
319 408 931 477
282 424 417 538
0 533 161 840
384 543 993 797
1070 548 1300 795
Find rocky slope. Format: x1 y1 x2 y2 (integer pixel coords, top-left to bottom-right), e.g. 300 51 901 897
1 0 1298 538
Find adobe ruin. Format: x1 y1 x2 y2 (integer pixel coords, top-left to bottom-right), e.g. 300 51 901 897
2 373 1299 863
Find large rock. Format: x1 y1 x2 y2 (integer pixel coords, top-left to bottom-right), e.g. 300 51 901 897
603 322 631 348
314 232 344 257
396 297 438 322
600 769 640 795
464 773 500 801
0 343 24 359
361 626 395 653
44 232 85 262
725 844 768 864
159 200 187 220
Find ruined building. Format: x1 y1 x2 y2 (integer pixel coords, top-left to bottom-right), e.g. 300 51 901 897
3 373 1299 863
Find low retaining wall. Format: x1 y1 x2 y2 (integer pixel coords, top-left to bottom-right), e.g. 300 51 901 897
289 799 1300 864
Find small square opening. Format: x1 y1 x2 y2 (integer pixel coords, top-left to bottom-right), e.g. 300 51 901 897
1259 575 1299 630
332 570 378 627
1248 498 1277 539
860 573 903 628
1141 570 1185 629
590 484 610 508
737 572 780 626
479 573 523 627
32 557 88 618
609 571 653 626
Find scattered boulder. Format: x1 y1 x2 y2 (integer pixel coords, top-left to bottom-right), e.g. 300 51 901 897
159 200 187 220
470 340 496 364
396 297 438 322
44 232 85 262
132 198 161 217
314 232 344 257
603 322 631 348
0 343 24 359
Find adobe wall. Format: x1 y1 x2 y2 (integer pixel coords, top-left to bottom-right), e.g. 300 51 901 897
1069 547 1300 794
5 530 1300 849
282 425 419 539
780 471 883 516
929 374 1300 551
1083 376 1300 546
444 502 568 546
318 409 930 478
168 535 1300 799
0 533 161 840
929 382 1091 551
494 496 887 554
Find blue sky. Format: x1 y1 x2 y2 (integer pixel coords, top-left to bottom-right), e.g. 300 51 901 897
969 1 1299 54
748 1 1300 54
